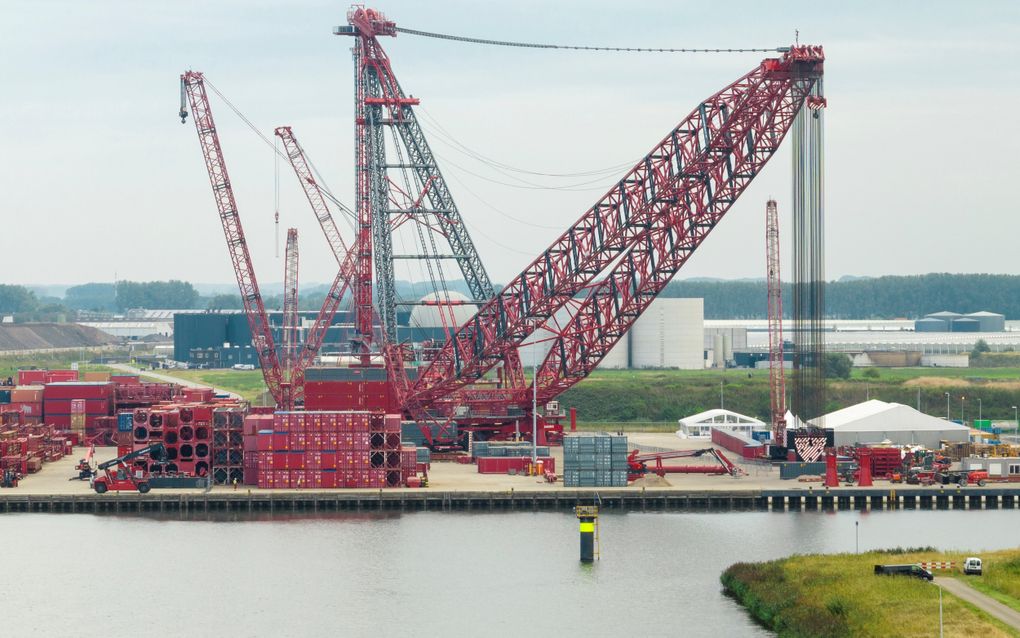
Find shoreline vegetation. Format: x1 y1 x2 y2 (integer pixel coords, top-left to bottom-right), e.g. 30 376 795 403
721 548 1020 638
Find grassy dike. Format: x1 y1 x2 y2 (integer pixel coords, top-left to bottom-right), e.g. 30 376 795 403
721 548 1020 638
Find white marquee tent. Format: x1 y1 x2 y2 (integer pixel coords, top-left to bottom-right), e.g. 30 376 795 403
808 399 969 448
677 408 767 439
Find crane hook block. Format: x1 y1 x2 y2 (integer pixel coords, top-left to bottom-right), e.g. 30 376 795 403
179 108 188 124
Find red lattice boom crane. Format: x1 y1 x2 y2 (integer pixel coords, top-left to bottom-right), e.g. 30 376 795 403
182 7 824 449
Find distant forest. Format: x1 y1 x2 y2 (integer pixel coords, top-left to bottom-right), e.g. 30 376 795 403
662 274 1020 319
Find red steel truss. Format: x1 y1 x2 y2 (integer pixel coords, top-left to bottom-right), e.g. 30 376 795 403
179 71 286 406
766 199 787 446
274 126 363 374
410 46 825 409
283 228 300 375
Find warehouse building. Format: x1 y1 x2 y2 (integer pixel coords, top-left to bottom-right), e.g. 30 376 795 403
809 399 969 448
914 310 1005 333
519 297 704 370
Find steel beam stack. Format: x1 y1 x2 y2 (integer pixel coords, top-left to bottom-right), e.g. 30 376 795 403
212 407 246 485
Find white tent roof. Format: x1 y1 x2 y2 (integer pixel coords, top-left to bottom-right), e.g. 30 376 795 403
678 408 766 427
809 399 969 433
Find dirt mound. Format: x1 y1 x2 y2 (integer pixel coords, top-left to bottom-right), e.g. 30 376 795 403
0 323 115 352
630 474 672 488
904 377 1020 391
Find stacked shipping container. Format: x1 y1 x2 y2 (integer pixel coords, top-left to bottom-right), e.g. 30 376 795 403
253 412 419 488
563 434 629 487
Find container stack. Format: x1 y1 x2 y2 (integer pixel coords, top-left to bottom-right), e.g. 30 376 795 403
253 412 419 489
43 382 115 442
563 434 629 487
1 385 45 424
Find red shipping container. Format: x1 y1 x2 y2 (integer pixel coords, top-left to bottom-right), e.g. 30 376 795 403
384 414 401 433
110 374 140 385
44 382 111 400
11 386 45 402
46 370 79 383
289 452 305 470
308 470 323 488
320 452 337 468
18 370 47 385
257 432 273 451
320 470 337 488
272 433 288 450
8 402 42 416
274 413 290 432
271 451 288 470
243 435 258 452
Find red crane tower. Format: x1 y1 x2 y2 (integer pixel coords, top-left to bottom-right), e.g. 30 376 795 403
766 199 787 449
282 228 300 377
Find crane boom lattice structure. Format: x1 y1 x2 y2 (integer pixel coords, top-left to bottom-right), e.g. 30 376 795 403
409 43 826 410
766 199 786 447
179 71 286 406
283 228 300 375
182 7 825 449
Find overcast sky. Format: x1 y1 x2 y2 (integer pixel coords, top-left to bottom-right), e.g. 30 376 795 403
2 0 1018 290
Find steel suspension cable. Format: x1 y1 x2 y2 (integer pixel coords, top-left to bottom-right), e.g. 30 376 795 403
394 26 787 54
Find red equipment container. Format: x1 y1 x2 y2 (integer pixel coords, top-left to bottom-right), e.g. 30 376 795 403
17 370 47 385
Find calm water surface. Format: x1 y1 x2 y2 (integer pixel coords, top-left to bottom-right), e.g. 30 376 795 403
3 509 1019 636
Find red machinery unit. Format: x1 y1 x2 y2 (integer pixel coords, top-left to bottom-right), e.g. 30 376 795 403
92 443 167 494
626 448 744 482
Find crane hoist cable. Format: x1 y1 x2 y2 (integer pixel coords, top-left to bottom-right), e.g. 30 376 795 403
394 26 788 54
202 77 358 224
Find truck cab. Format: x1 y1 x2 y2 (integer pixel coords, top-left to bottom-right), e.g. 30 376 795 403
964 557 983 575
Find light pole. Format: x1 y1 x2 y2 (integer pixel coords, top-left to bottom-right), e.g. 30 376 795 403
937 582 944 638
855 520 859 554
945 392 950 420
978 398 982 421
1013 406 1018 432
531 346 538 464
961 396 965 423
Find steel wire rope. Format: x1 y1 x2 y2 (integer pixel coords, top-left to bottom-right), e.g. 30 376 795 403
417 107 637 178
204 78 358 226
428 145 612 192
394 26 787 54
441 168 565 231
419 126 625 191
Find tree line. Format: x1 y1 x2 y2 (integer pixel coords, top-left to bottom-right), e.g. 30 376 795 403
3 273 1018 322
662 273 1020 319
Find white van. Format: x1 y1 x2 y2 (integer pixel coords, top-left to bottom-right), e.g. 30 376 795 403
964 557 983 575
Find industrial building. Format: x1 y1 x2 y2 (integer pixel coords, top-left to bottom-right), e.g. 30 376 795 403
518 297 704 370
914 310 1005 333
809 399 970 448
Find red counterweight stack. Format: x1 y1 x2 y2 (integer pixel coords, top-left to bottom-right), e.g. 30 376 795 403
254 411 418 489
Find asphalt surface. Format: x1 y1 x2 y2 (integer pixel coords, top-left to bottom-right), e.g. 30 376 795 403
935 577 1020 631
107 363 241 399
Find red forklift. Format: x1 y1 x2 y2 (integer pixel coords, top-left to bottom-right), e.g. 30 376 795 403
92 443 167 494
